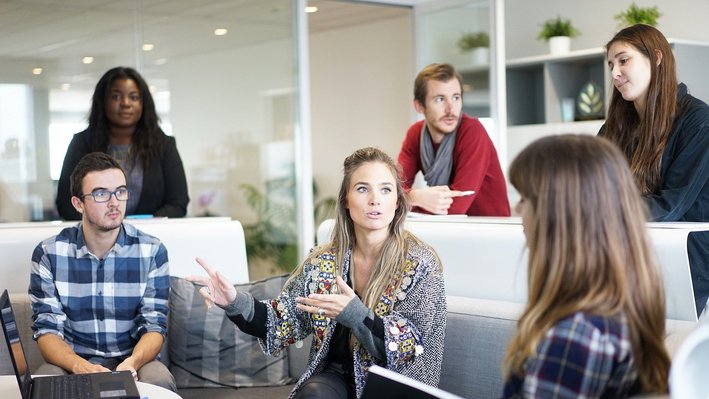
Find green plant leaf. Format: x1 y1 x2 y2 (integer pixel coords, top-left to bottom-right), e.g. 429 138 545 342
457 31 490 53
538 15 580 41
239 179 336 274
614 2 661 27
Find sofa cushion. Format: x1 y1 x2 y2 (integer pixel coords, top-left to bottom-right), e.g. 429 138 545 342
168 274 291 388
439 296 522 399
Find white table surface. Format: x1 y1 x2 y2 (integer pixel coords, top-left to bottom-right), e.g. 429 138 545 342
0 375 182 399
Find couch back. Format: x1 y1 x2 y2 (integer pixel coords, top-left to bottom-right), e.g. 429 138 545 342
318 218 702 321
0 217 250 295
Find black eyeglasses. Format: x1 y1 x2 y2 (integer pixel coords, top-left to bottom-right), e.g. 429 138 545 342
82 188 130 203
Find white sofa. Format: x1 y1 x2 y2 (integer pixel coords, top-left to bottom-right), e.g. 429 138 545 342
0 217 305 399
0 217 250 294
0 215 530 398
318 217 705 322
1 216 701 398
316 216 701 396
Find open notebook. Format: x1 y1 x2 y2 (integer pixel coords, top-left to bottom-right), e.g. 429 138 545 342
361 365 465 399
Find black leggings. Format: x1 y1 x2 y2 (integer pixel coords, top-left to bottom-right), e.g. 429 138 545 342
294 368 356 399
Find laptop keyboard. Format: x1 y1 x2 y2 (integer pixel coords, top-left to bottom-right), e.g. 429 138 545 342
49 374 93 399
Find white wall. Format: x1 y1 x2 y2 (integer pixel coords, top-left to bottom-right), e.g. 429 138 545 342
505 0 709 59
309 15 414 201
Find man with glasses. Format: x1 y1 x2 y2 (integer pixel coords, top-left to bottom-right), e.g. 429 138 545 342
29 152 176 391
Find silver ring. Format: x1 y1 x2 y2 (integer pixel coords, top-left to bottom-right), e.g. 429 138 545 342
318 308 324 317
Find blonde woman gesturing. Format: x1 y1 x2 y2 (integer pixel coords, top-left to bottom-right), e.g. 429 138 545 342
189 147 446 399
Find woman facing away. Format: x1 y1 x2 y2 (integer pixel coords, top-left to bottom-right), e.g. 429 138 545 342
189 147 446 399
502 135 670 398
599 24 709 316
56 66 189 220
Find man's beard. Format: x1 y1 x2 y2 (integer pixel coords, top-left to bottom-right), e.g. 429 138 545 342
86 210 123 232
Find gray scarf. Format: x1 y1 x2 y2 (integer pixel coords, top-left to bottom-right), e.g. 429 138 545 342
419 123 456 186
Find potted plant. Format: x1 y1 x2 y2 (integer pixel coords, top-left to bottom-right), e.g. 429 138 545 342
538 15 580 55
614 2 661 27
240 178 335 276
456 31 490 65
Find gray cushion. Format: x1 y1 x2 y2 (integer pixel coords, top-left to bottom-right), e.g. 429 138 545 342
168 274 291 388
439 299 519 399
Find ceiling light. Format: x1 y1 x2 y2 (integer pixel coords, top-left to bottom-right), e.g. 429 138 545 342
305 6 318 13
82 56 94 64
32 67 43 75
214 28 228 36
61 83 71 90
142 43 155 51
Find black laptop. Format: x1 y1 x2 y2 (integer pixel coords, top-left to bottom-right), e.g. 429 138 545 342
0 290 140 399
361 365 465 399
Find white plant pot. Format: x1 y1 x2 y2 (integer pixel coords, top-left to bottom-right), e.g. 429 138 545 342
468 47 489 66
548 36 571 55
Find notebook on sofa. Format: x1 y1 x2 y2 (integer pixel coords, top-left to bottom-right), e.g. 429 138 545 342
361 365 464 399
0 289 140 399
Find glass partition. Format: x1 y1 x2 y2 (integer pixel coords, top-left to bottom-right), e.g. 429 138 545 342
413 0 505 160
416 0 491 117
0 1 304 276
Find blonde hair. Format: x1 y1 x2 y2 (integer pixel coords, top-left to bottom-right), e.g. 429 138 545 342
287 147 429 309
505 135 669 392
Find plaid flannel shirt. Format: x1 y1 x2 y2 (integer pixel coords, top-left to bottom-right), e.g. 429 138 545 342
29 222 169 359
503 312 640 399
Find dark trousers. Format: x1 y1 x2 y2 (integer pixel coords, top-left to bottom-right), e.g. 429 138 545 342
294 364 356 399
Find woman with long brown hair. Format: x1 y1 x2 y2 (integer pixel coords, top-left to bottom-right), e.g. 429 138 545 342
189 147 446 399
599 24 709 316
503 134 670 397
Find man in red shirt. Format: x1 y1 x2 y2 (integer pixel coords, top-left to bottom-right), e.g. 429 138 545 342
398 63 510 216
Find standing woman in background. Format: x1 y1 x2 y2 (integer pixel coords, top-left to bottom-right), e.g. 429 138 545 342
503 135 670 398
56 66 189 220
599 24 709 316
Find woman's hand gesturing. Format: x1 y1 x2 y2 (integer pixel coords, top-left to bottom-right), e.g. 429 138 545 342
185 257 237 308
295 276 356 319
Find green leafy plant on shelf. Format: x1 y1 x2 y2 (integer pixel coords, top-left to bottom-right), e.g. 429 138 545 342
614 2 661 27
537 15 580 41
241 178 336 274
456 31 490 53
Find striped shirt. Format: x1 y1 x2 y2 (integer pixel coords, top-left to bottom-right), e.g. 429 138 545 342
502 312 640 398
29 222 169 359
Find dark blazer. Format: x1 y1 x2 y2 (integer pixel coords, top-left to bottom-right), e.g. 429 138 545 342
55 129 189 220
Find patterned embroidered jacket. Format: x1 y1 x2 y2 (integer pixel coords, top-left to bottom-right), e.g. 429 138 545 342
258 236 446 398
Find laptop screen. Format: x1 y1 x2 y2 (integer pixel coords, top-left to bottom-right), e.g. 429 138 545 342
0 290 33 399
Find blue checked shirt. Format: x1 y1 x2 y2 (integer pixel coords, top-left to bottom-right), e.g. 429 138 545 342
502 312 640 398
29 222 169 359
